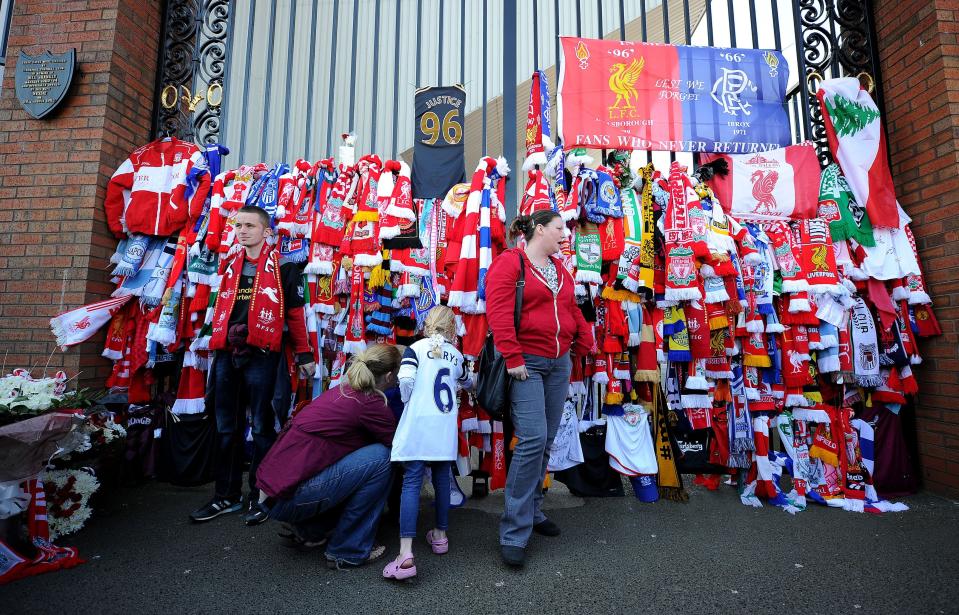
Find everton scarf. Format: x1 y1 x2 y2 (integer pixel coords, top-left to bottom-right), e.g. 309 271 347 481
113 234 152 277
246 163 288 223
140 237 179 308
209 245 284 352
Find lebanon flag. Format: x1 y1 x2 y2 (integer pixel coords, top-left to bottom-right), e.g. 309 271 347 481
701 142 821 221
817 77 900 229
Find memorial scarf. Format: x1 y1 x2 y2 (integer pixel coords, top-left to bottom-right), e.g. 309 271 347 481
209 245 285 352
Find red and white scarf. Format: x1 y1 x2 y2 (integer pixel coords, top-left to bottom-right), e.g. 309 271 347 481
800 218 843 296
312 162 357 249
210 245 285 352
341 155 383 267
447 157 507 313
663 162 703 301
901 225 932 305
341 265 368 354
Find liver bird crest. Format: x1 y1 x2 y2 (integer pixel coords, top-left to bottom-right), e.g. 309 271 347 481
609 58 645 109
749 169 779 215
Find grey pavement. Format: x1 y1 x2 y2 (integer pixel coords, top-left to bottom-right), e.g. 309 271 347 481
4 477 959 615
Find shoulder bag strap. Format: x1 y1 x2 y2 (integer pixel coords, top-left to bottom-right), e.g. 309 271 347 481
514 251 525 331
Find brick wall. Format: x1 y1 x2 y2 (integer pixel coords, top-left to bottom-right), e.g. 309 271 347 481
0 1 161 385
875 0 959 497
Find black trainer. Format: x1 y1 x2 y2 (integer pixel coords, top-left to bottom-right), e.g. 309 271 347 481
189 498 242 522
243 500 270 526
500 545 526 568
533 519 561 537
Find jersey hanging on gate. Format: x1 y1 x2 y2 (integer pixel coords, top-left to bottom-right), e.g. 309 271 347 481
391 337 469 462
411 85 466 199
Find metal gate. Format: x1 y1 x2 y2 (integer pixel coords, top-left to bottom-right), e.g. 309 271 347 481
153 0 884 177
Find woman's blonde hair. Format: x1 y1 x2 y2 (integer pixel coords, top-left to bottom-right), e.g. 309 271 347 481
343 344 402 399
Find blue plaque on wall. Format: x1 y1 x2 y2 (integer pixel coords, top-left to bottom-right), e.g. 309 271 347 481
15 49 77 119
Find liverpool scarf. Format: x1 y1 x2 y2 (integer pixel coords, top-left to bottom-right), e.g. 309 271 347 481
800 217 843 295
664 163 703 301
209 245 285 352
51 296 132 349
902 225 932 305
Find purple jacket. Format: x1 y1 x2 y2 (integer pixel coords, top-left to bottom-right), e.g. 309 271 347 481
256 386 397 499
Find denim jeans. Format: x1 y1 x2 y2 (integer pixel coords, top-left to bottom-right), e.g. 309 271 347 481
399 460 451 538
271 352 293 427
500 353 572 548
268 444 393 565
211 350 280 501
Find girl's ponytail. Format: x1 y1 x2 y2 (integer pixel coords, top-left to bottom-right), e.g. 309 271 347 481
342 343 402 399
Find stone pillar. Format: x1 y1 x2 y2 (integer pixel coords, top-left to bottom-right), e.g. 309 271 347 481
0 1 162 384
875 0 959 496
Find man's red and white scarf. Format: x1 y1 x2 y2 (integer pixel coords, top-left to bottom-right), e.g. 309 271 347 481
209 245 284 352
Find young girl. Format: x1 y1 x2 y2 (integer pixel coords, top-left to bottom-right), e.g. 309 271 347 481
383 306 470 581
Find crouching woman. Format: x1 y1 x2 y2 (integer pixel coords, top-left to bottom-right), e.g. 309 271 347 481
256 344 402 568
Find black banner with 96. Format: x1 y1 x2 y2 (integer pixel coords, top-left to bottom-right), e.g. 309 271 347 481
411 84 466 199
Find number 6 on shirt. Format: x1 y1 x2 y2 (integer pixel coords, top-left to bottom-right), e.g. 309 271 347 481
434 367 454 413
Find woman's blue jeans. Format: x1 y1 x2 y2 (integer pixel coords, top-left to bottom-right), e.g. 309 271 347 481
268 444 393 565
500 353 572 548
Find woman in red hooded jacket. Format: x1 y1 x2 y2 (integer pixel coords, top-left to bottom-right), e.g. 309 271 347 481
484 209 594 568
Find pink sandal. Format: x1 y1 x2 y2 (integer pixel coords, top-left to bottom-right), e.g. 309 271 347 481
425 529 449 555
382 555 417 581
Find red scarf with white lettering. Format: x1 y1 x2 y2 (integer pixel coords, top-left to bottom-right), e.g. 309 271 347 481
663 162 705 301
210 245 284 352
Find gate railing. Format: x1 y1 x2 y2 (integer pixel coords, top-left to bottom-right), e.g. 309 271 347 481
152 0 883 173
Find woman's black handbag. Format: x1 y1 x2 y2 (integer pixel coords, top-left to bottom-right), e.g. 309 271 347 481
475 254 525 422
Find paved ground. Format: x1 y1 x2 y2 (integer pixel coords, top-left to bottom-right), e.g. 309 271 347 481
5 477 959 615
